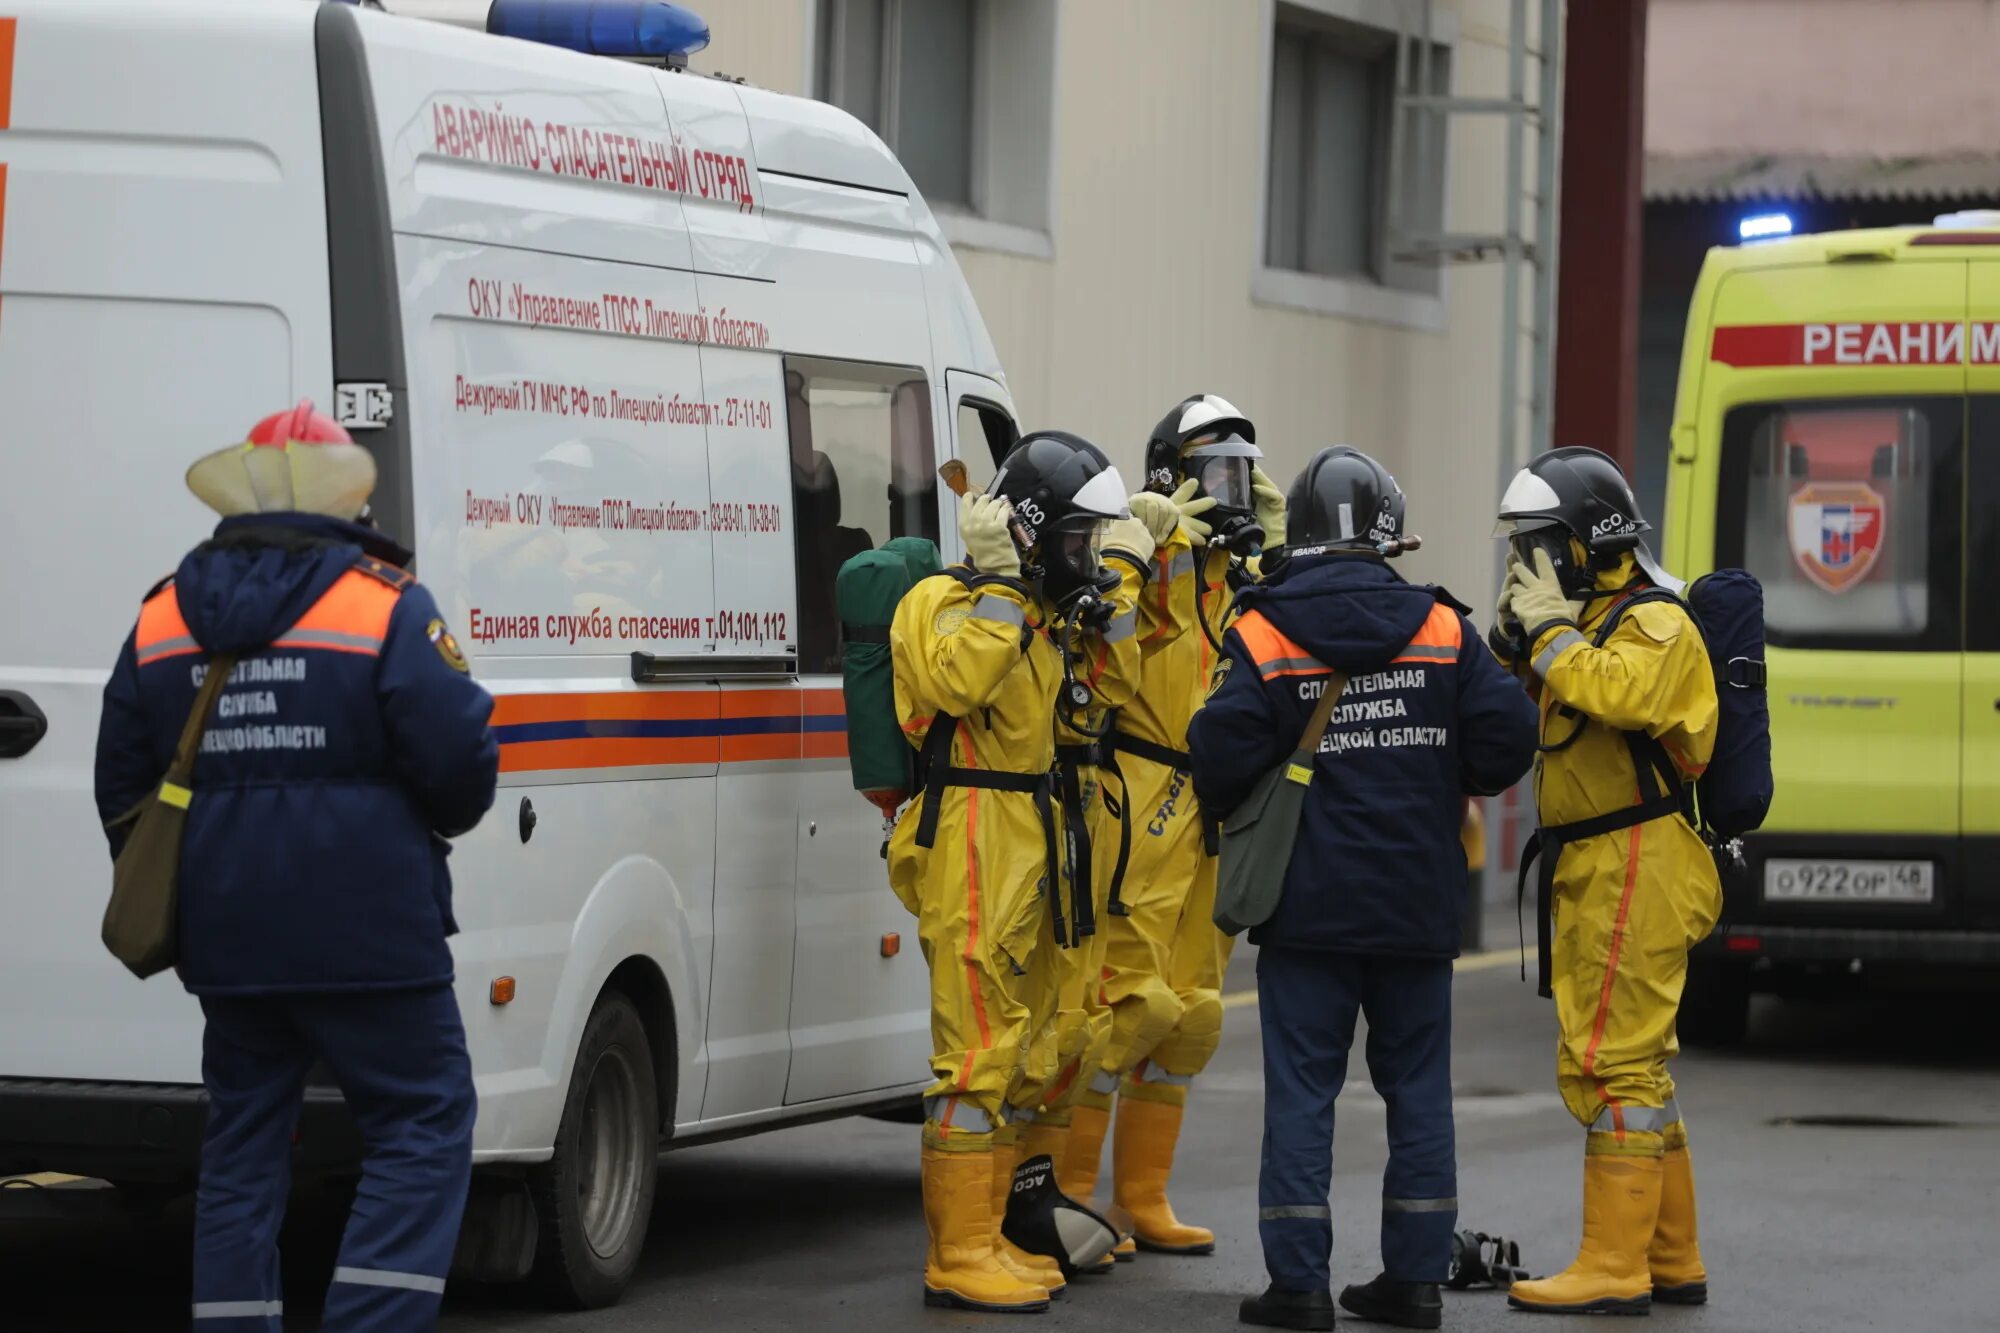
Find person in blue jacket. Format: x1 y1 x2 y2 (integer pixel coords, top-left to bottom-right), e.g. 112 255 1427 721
1189 447 1537 1332
94 402 498 1333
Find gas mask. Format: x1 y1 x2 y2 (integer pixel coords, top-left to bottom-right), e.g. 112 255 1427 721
1185 449 1264 555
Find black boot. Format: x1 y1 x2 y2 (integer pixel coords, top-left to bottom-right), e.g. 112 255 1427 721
1339 1274 1442 1330
1240 1285 1338 1331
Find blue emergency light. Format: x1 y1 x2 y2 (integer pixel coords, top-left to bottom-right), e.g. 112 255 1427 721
487 0 710 62
1738 212 1794 242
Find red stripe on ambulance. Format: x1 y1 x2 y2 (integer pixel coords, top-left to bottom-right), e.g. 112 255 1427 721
1711 321 2000 367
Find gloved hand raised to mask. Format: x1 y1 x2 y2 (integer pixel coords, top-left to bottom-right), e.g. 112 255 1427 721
1101 513 1157 567
1128 492 1182 547
1487 578 1528 664
959 492 1021 578
1506 547 1578 643
1168 478 1220 545
1250 465 1287 552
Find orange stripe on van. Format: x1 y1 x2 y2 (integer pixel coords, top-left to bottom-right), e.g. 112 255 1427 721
0 18 14 332
0 18 16 131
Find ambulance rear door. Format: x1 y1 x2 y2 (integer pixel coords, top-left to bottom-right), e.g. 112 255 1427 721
1959 261 2000 928
0 0 332 1087
1687 254 1967 926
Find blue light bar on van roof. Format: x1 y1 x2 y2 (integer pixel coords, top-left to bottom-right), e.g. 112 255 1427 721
487 0 710 61
1738 212 1794 242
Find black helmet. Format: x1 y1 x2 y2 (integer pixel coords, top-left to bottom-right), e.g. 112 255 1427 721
1287 446 1410 555
1142 393 1265 552
1495 446 1656 597
989 430 1130 606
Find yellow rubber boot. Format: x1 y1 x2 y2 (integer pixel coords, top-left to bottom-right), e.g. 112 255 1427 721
1509 1151 1662 1316
921 1146 1050 1313
1063 1099 1134 1261
1649 1143 1709 1305
1057 1102 1109 1202
993 1133 1067 1297
1020 1119 1070 1171
1112 1088 1215 1255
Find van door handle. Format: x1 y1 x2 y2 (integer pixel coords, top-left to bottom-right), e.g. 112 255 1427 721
0 691 48 759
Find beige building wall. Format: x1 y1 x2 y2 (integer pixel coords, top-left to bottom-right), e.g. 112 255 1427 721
399 0 1555 600
1648 0 2000 158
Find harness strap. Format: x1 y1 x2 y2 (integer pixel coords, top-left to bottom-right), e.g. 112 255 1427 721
1106 730 1189 773
1516 792 1687 998
914 714 1074 948
1053 749 1097 944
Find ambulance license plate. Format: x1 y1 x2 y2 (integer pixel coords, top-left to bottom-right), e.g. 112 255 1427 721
1763 859 1934 903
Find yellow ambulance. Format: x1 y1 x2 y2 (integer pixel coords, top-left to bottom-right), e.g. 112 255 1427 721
1663 211 2000 1042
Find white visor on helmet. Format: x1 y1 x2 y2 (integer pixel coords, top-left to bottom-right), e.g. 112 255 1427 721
1069 465 1132 520
1492 468 1565 537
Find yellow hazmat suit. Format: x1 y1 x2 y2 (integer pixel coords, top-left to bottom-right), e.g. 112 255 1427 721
889 570 1063 1311
1019 555 1148 1144
1057 526 1235 1253
1508 552 1720 1315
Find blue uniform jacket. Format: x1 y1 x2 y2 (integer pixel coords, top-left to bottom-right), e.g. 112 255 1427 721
94 513 499 995
1188 554 1537 958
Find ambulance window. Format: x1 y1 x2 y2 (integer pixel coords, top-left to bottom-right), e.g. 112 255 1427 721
958 399 1019 469
1714 398 1962 652
1969 398 2000 653
784 356 938 675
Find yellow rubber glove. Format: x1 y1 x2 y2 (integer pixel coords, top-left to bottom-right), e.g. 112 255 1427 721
1493 572 1519 634
1251 465 1287 551
1507 547 1576 638
960 492 1021 578
1128 492 1182 547
1170 478 1219 545
1101 513 1157 567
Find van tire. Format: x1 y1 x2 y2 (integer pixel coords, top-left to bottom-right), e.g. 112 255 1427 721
528 991 659 1309
1680 960 1751 1048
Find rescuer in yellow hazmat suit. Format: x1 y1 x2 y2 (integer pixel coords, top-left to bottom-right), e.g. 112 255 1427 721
889 430 1133 1313
1488 447 1720 1317
1012 522 1155 1278
1056 395 1286 1258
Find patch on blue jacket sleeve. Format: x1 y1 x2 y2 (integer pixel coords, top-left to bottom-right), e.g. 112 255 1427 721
1206 654 1232 698
427 617 470 672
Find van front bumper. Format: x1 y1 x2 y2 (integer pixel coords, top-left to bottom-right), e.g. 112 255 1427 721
0 1077 361 1184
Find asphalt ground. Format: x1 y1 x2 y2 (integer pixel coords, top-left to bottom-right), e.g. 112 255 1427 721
6 920 2000 1331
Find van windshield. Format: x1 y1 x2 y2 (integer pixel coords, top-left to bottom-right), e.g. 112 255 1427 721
1716 398 1961 652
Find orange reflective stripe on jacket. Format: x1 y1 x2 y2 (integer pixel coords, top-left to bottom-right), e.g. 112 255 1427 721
133 567 400 667
1237 601 1464 681
1391 603 1463 664
134 586 200 666
1235 609 1323 681
272 569 400 656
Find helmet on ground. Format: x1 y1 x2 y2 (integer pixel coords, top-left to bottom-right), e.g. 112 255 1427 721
989 430 1130 606
1494 446 1653 597
1287 446 1408 555
186 400 377 521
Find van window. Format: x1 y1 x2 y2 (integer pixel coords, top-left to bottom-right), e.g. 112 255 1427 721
785 357 938 674
1969 398 2000 653
958 398 1020 470
1715 398 1962 652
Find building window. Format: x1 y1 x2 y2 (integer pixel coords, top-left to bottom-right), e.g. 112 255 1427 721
784 357 939 675
816 0 1055 249
1262 2 1447 296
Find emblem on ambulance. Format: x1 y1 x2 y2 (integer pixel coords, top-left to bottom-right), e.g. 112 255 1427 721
1787 482 1885 593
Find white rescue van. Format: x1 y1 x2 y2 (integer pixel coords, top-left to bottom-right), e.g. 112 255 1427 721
0 0 1024 1304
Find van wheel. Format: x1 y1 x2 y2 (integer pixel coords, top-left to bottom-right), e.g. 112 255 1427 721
1680 960 1751 1048
529 991 659 1309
